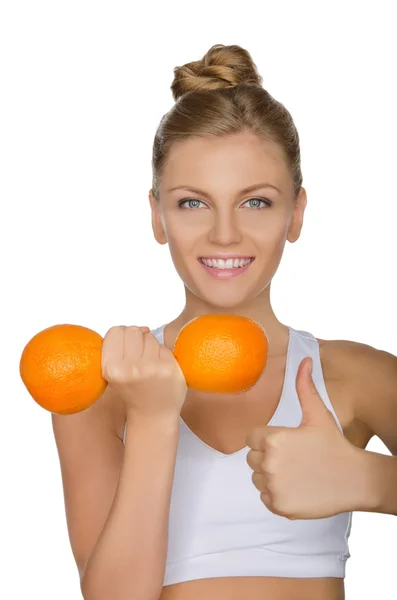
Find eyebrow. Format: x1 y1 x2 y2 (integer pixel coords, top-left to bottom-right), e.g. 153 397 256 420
166 182 282 197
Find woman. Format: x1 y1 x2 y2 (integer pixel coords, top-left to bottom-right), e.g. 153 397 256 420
52 44 397 600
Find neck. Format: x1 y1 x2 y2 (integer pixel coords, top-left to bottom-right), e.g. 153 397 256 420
166 284 289 354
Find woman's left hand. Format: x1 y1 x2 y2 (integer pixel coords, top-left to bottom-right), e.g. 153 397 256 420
246 357 365 520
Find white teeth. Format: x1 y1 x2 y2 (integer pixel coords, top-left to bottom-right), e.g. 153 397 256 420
201 257 252 269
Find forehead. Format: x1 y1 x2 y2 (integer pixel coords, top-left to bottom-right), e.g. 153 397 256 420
160 132 290 189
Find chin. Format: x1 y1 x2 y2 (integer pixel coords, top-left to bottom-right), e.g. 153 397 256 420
181 266 260 310
199 290 250 311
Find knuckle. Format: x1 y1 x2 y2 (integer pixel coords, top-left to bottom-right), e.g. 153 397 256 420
103 363 123 381
246 451 252 468
265 433 276 448
251 471 259 488
139 364 157 380
286 513 297 521
105 362 136 383
265 431 284 450
265 457 278 475
246 450 262 472
147 333 160 346
106 325 125 335
272 502 290 518
102 325 125 346
260 457 267 472
156 364 174 380
251 471 265 492
262 493 279 515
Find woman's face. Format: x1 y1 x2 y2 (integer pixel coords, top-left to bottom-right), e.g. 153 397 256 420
150 131 307 310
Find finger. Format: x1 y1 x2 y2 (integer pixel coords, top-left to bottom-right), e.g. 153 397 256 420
260 490 273 508
140 326 150 334
159 342 175 362
101 326 125 372
246 425 290 451
246 426 280 451
251 470 267 493
246 427 266 451
142 332 162 360
246 449 265 473
296 358 335 427
124 326 145 362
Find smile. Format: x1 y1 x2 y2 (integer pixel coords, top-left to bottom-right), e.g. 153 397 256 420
198 257 255 279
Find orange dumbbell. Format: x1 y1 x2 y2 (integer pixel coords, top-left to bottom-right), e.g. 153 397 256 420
20 315 268 415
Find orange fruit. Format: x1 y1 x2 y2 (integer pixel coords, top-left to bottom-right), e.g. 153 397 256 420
173 314 268 394
19 324 107 415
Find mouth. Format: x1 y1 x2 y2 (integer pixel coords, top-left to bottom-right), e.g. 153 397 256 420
198 256 255 279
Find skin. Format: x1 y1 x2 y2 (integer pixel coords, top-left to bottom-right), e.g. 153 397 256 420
134 129 397 600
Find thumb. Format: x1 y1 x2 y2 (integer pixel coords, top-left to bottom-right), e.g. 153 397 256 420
296 357 335 427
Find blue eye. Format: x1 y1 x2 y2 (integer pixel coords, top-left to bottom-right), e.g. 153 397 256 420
178 199 206 209
243 198 272 209
177 198 272 209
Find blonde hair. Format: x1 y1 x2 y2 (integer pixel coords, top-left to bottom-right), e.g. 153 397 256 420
151 44 303 201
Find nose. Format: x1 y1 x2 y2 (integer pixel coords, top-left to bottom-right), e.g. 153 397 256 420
208 209 243 246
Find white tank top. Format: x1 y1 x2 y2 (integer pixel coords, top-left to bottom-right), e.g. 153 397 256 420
123 324 352 586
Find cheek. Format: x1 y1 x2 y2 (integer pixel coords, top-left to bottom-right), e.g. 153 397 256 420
163 222 198 274
252 223 287 253
250 224 288 282
166 226 192 255
163 212 208 254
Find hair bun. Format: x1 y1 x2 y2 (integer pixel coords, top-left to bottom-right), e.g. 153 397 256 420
171 44 263 101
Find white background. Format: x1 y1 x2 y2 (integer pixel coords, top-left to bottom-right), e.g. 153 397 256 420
1 1 396 598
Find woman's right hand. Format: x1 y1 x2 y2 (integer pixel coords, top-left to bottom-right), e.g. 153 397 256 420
101 325 188 419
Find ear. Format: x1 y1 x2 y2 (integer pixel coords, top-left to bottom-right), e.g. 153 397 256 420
287 187 307 244
149 190 168 245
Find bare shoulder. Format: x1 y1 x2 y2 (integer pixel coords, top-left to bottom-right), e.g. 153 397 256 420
316 334 397 453
317 334 397 387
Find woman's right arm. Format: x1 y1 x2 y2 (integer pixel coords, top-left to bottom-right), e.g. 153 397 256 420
53 326 188 600
81 410 180 600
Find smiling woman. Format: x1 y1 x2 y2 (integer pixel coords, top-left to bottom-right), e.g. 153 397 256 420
52 42 397 600
149 126 303 313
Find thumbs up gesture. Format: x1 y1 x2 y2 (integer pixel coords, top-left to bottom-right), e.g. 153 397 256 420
246 357 363 520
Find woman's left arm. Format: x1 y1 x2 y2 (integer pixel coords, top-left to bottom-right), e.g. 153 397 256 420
352 345 397 516
246 343 397 520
